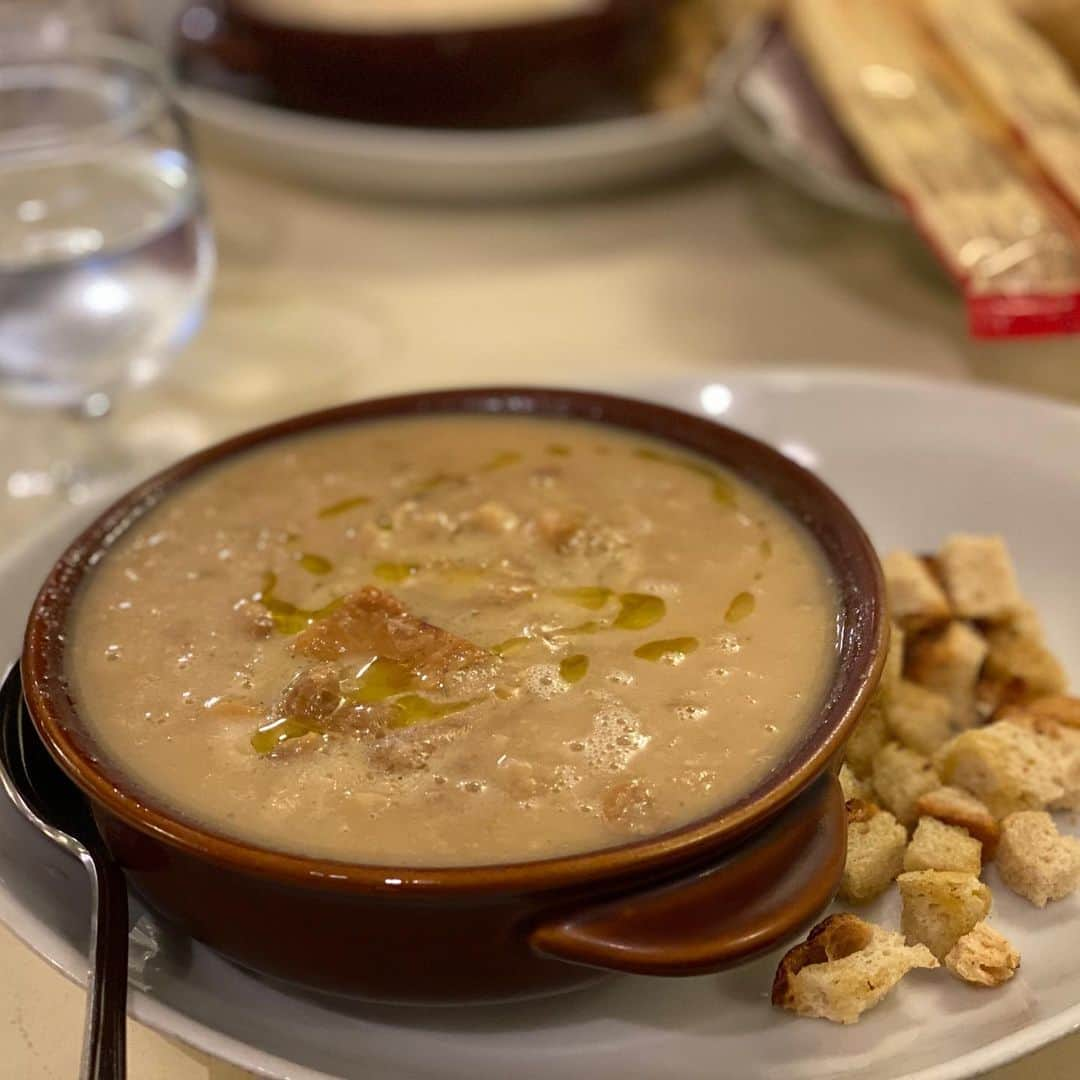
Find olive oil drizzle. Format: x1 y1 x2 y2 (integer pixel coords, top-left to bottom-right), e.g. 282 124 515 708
633 447 735 507
251 716 316 755
559 654 589 683
634 637 699 662
480 450 522 471
342 657 417 703
554 586 614 610
414 471 464 494
551 591 667 636
373 561 419 584
258 572 345 635
251 655 483 752
725 591 756 623
490 636 530 657
317 494 371 519
387 695 479 729
297 552 332 576
613 592 667 630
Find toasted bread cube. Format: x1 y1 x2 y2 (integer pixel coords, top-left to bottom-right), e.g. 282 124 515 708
888 681 953 756
933 722 1064 819
998 710 1080 811
903 816 982 874
983 621 1067 704
906 622 989 730
944 922 1020 987
898 870 992 960
1016 695 1080 730
884 551 951 630
844 699 889 779
772 913 938 1025
937 535 1022 622
881 622 905 701
841 801 908 903
916 786 1000 860
997 811 1080 907
872 742 940 828
839 762 874 803
1008 602 1048 643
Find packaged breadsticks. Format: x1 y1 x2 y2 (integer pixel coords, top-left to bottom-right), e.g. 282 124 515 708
924 0 1080 214
787 0 1080 338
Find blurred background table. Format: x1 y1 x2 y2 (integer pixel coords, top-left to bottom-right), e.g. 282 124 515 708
2 151 1079 1078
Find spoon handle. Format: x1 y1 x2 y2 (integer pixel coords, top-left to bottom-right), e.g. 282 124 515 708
80 845 128 1080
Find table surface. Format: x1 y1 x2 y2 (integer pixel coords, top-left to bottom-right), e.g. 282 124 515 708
3 151 1080 1079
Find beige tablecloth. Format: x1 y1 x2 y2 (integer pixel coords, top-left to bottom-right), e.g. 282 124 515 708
2 155 1079 1078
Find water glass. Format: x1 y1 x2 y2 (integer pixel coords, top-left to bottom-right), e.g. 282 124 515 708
0 33 215 500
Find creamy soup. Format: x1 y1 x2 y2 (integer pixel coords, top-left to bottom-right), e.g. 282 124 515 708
241 0 602 32
67 416 838 866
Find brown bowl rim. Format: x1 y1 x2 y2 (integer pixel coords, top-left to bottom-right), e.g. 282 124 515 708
22 386 886 896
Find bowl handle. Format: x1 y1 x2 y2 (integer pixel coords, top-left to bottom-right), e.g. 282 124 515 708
529 772 845 976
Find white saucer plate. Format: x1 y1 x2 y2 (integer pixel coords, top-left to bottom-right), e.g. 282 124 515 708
2 371 1078 1079
142 0 725 201
179 86 728 202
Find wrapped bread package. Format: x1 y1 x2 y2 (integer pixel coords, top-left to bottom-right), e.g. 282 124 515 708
787 0 1080 338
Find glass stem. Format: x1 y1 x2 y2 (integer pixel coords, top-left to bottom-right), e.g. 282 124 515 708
2 392 136 505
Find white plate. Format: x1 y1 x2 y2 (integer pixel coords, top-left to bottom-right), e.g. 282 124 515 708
142 5 726 200
2 371 1080 1080
182 87 728 201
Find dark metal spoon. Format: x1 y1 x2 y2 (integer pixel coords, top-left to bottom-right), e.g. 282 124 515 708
0 663 127 1079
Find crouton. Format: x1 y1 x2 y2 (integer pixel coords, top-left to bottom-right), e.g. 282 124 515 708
997 710 1080 811
295 586 496 680
944 922 1020 987
887 681 953 756
1003 695 1080 730
844 699 889 779
884 551 951 629
937 535 1022 622
872 742 940 828
933 722 1064 819
772 913 938 1024
881 622 905 701
840 800 908 903
903 816 982 874
906 622 989 730
916 786 1000 860
996 811 1080 907
983 621 1067 705
1008 602 1048 643
839 763 874 803
897 870 992 960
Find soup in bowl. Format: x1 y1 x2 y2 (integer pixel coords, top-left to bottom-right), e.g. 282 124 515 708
23 388 885 1002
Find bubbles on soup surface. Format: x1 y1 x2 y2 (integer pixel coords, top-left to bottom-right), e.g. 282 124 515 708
522 663 572 700
584 695 649 772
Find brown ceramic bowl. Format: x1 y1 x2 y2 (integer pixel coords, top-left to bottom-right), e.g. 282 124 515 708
22 387 886 1004
187 0 677 127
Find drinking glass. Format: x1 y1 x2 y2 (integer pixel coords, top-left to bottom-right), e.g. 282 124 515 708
0 34 215 501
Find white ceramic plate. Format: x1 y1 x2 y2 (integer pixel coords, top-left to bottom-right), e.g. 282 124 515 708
180 87 728 202
2 371 1079 1080
142 4 726 200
